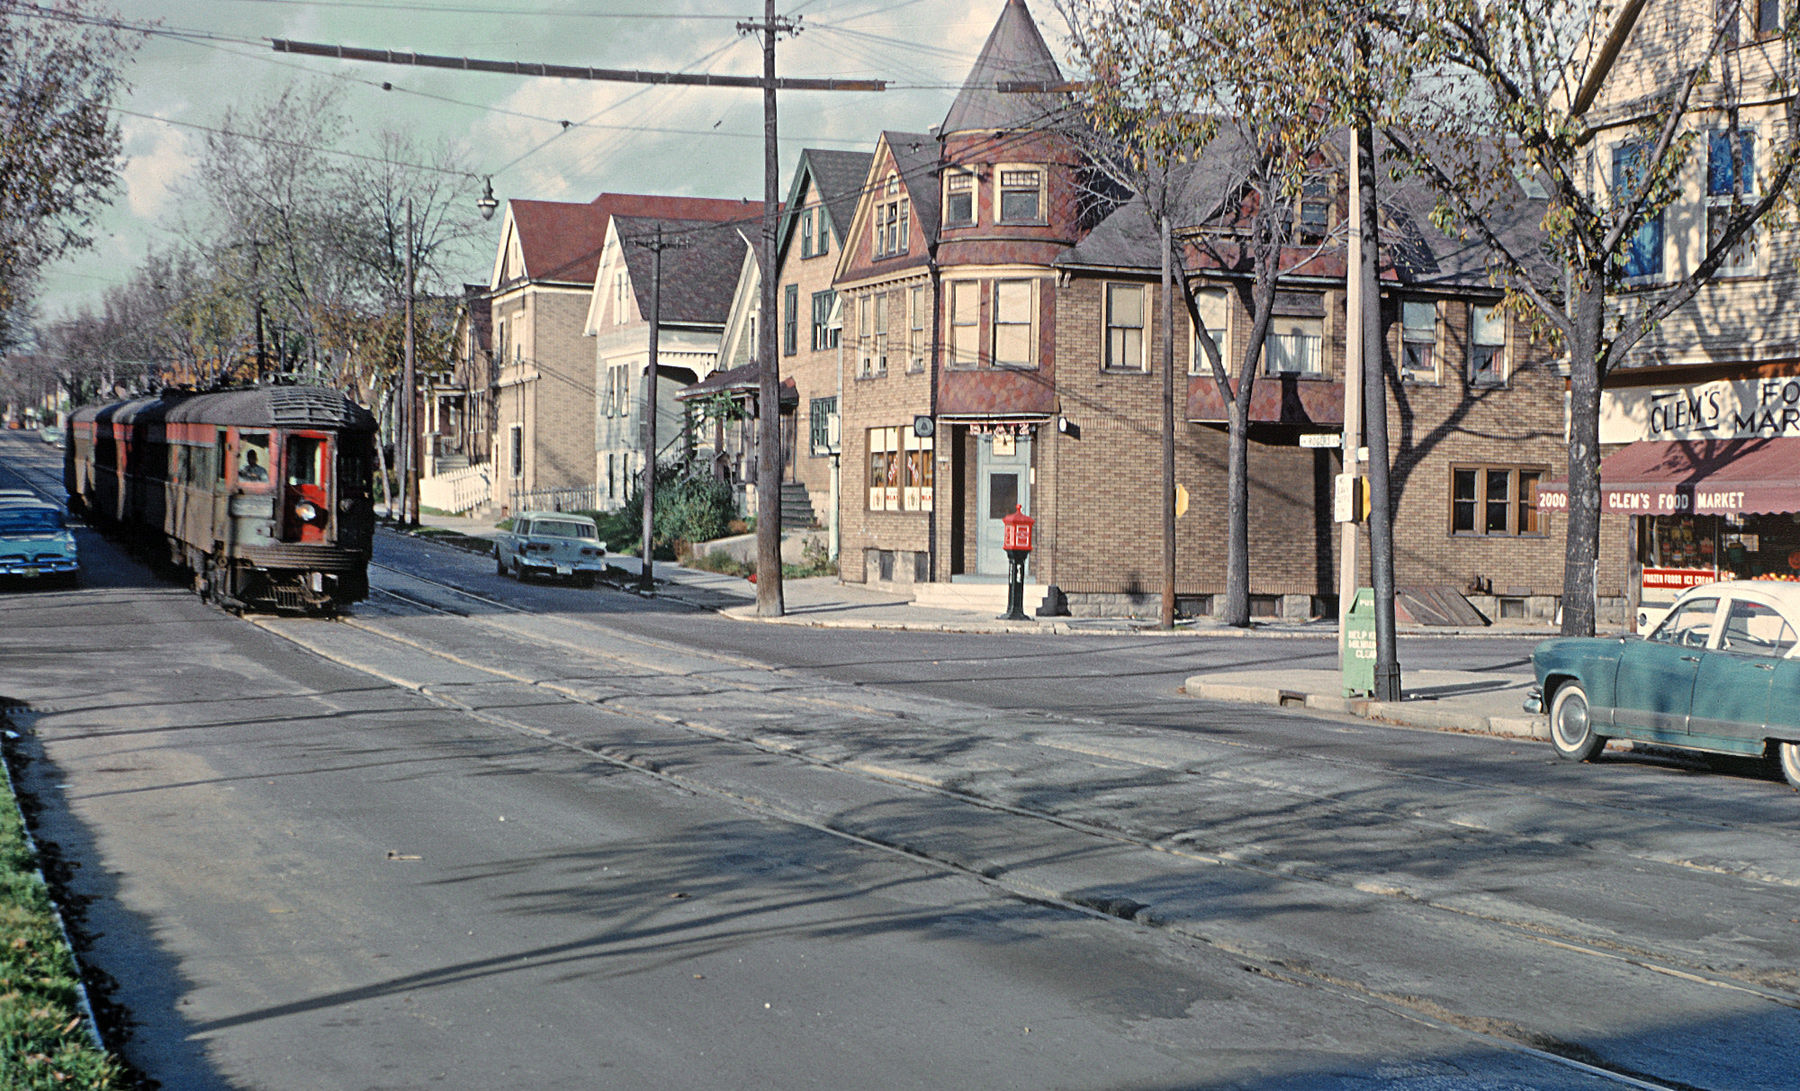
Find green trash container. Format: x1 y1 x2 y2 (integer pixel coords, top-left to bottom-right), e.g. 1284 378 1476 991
1343 587 1376 697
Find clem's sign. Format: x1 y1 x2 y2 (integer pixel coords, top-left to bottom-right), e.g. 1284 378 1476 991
1601 377 1800 443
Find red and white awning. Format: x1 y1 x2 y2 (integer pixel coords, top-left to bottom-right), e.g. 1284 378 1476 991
1537 438 1800 516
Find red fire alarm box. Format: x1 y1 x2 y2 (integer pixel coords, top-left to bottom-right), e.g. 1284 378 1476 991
1002 505 1034 553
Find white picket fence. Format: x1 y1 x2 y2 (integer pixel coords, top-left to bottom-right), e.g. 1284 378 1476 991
420 463 491 514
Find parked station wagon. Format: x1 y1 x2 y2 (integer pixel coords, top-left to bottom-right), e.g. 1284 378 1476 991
1530 581 1800 788
495 511 606 586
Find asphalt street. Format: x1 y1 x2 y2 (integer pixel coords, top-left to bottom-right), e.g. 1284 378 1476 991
3 435 1798 1091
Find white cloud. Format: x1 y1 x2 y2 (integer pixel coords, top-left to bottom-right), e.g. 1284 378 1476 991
120 116 195 221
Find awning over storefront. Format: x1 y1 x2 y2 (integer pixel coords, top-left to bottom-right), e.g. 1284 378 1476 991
1537 438 1800 516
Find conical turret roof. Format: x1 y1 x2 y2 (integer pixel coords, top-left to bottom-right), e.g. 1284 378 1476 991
941 0 1063 137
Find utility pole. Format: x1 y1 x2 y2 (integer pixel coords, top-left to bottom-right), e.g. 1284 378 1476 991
1338 129 1364 674
1357 119 1401 702
631 223 686 591
740 0 796 617
402 196 418 528
1159 214 1177 629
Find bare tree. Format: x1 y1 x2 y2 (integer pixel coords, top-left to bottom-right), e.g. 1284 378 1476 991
1389 0 1800 635
0 0 140 350
1061 0 1343 627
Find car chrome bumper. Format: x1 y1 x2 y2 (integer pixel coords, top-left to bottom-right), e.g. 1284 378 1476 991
1 559 78 577
1522 686 1543 714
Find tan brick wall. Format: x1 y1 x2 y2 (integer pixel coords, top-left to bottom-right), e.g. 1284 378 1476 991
780 174 850 527
1038 275 1586 603
839 273 934 583
488 285 599 509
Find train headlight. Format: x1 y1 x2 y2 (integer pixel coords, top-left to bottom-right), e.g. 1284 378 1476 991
294 501 319 522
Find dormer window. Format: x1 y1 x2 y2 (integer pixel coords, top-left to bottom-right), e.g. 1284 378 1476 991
873 175 910 258
998 167 1043 223
944 170 976 226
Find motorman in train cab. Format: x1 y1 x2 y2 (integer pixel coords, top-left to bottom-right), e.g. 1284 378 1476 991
240 448 268 482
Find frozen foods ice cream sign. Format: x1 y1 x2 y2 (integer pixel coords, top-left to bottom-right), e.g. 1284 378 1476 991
1602 377 1800 443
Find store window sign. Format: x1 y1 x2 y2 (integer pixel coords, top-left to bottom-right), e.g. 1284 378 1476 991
1601 378 1800 443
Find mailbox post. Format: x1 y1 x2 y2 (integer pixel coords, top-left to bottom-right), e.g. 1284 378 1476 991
999 505 1034 621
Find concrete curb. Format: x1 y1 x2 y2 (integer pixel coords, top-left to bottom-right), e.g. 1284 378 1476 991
1185 676 1550 741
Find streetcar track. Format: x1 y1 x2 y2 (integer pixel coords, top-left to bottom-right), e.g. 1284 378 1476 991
368 553 1800 847
267 583 1800 1010
248 605 1721 1091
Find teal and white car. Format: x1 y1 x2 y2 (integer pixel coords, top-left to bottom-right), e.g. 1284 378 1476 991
1529 581 1800 788
0 498 79 586
494 511 606 586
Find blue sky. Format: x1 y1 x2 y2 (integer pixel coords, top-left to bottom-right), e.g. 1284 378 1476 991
44 0 1046 318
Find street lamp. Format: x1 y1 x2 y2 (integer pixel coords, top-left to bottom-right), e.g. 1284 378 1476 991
477 177 498 221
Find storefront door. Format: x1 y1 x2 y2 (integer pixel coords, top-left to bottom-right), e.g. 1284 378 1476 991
975 433 1030 576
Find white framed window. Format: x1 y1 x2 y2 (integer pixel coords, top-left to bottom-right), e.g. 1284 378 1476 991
1190 287 1228 375
993 279 1036 368
997 166 1043 223
949 280 980 367
867 426 900 510
903 428 934 511
1707 129 1758 276
1104 283 1147 371
944 170 976 227
609 363 630 416
800 208 815 258
858 294 876 377
811 289 838 351
1468 303 1506 386
614 270 631 324
909 285 926 373
873 174 910 258
1262 315 1323 376
873 292 889 375
1400 300 1439 383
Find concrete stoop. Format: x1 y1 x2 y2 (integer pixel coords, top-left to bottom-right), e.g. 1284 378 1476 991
912 580 1046 613
1185 668 1549 740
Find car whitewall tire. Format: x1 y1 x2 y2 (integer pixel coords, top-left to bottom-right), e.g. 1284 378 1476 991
1549 681 1605 762
1778 741 1800 790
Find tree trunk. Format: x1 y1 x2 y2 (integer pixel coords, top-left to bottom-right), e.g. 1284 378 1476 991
1222 395 1251 626
1560 282 1606 637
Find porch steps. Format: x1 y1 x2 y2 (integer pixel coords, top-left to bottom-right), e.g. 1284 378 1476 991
912 580 1046 613
780 483 817 528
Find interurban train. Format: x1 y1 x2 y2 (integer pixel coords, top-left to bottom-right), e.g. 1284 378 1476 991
67 383 377 613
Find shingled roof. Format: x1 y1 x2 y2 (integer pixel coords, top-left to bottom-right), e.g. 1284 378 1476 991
611 216 754 326
941 0 1064 137
1057 132 1552 290
505 192 756 287
885 130 943 242
806 149 876 245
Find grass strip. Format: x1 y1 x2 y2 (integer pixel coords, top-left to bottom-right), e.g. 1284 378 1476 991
0 736 126 1090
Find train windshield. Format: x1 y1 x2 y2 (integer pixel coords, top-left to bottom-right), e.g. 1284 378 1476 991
0 508 64 533
287 437 325 486
237 432 271 483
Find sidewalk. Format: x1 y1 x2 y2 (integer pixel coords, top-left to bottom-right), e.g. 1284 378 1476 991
392 511 1562 643
1183 667 1548 740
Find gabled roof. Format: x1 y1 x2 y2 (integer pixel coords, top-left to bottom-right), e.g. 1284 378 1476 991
500 192 755 287
885 130 943 242
676 363 798 406
778 148 876 259
611 216 754 326
941 0 1064 137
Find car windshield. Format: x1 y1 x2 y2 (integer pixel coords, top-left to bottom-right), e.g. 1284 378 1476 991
0 508 64 534
1649 597 1718 647
531 520 597 540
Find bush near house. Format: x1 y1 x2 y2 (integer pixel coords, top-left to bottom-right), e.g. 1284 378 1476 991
580 469 736 558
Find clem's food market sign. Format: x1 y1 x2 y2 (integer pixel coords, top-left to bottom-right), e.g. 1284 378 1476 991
1601 376 1800 443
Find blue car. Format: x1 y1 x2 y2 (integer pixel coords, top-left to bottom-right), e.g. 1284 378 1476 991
0 498 79 586
494 511 607 586
1529 581 1800 789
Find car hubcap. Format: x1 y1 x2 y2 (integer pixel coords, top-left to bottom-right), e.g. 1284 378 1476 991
1556 695 1588 748
1782 742 1800 784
